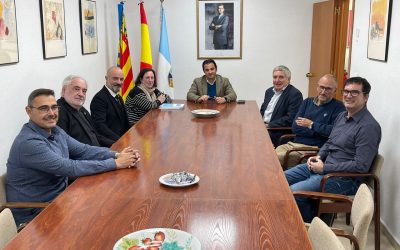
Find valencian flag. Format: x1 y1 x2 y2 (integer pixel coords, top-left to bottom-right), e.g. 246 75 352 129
156 3 174 98
117 2 134 102
139 1 152 70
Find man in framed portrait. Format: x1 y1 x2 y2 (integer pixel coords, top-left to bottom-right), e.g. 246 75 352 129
209 3 229 50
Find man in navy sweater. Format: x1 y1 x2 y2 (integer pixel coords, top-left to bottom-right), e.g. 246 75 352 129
275 74 345 168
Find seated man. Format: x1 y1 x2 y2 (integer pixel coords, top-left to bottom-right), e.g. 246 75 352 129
275 74 345 168
260 65 303 147
187 59 237 104
57 75 114 147
91 66 130 144
6 89 140 226
285 77 381 223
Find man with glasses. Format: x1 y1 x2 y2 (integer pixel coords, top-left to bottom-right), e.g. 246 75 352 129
57 75 114 147
6 89 141 226
275 74 345 168
285 77 381 223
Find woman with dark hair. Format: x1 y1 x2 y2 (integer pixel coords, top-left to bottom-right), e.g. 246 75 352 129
125 68 171 125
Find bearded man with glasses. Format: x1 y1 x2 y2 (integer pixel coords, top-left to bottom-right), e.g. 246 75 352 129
284 77 381 223
6 88 141 226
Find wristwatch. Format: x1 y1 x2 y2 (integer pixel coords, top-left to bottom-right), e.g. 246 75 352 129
308 122 313 129
115 152 120 159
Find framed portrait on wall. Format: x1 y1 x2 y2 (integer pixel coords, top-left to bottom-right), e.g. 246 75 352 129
197 0 242 59
39 0 67 59
79 0 97 54
0 0 19 65
367 0 392 61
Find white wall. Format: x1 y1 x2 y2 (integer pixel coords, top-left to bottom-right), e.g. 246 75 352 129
351 0 400 244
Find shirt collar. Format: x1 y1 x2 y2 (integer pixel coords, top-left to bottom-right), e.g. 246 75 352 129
27 120 59 139
273 84 288 94
313 96 333 106
206 79 216 85
347 106 368 122
105 85 118 98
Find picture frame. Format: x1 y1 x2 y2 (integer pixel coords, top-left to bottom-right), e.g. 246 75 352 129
39 0 67 59
367 0 392 62
79 0 97 54
197 0 242 59
0 0 19 65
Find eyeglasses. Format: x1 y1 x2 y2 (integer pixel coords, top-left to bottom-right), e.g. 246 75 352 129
30 105 60 113
341 89 364 97
317 85 333 93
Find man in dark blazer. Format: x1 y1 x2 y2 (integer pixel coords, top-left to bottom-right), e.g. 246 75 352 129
90 66 130 144
57 75 114 147
209 4 229 50
260 65 303 147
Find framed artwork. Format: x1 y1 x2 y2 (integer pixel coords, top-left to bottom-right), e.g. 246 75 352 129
367 0 392 61
79 0 97 54
0 0 19 65
197 0 242 59
39 0 66 59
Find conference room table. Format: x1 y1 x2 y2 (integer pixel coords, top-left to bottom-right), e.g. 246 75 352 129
5 100 311 249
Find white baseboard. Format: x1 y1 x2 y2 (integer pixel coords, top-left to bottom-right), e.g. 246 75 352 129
381 220 400 250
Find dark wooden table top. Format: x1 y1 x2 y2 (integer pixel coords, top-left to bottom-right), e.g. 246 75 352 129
5 100 311 250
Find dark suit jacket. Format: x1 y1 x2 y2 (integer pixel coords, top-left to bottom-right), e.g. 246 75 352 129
209 14 229 46
260 84 303 127
90 86 130 143
260 84 303 147
57 98 114 147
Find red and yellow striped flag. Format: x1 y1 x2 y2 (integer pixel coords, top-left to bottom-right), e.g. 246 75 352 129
139 1 152 70
117 2 134 101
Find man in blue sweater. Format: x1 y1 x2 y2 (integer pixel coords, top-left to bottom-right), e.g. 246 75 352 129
275 74 345 168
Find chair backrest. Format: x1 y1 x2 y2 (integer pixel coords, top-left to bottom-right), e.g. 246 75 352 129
351 184 374 250
0 208 17 249
308 217 345 250
367 154 384 187
0 173 6 205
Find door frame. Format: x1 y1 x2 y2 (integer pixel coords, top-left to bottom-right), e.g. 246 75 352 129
332 0 354 100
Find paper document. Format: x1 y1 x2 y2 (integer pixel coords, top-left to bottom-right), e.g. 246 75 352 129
159 103 185 110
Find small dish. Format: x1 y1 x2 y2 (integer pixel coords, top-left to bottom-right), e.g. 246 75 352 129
191 109 220 118
159 172 200 187
113 228 201 250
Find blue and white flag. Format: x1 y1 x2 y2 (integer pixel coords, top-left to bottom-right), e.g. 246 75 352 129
156 5 174 98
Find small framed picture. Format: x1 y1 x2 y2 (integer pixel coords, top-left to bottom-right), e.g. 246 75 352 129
197 0 243 59
39 0 67 59
0 0 19 65
79 0 98 54
367 0 392 61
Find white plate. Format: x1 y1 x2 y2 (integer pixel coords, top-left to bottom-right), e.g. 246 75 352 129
113 228 201 250
191 109 220 118
159 172 200 187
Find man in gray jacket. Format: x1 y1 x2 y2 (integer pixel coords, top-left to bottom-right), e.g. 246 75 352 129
187 59 237 104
